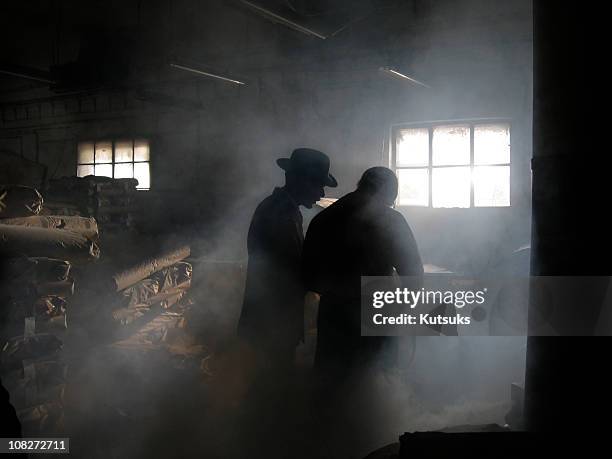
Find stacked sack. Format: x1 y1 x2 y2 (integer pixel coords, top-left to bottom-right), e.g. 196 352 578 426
1 257 73 337
107 246 192 327
44 176 138 231
0 336 67 434
1 184 100 434
1 184 100 338
0 261 69 434
0 185 100 261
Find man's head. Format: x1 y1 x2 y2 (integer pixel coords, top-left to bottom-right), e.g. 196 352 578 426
357 167 398 206
277 148 337 208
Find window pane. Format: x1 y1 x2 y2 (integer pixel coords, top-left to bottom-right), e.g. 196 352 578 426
134 162 150 189
396 128 429 167
95 141 112 164
134 139 150 162
114 140 133 163
77 164 94 177
114 163 133 179
78 142 94 164
95 164 113 178
432 125 470 166
398 168 428 206
432 167 470 208
474 124 510 165
474 166 510 207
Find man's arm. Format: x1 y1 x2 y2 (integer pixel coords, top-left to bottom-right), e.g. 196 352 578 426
391 212 424 278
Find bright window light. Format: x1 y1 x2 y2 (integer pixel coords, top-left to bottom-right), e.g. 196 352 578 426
114 140 134 163
397 128 429 167
393 122 511 208
94 164 112 178
433 124 470 166
432 167 471 208
94 141 112 163
474 165 510 207
134 139 150 162
474 124 510 165
77 139 151 190
134 162 150 189
398 168 429 206
77 164 94 177
113 163 133 180
77 142 94 164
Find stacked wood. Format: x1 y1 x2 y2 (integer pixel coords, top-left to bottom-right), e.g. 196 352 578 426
0 224 100 262
0 215 99 240
111 246 190 291
110 262 192 327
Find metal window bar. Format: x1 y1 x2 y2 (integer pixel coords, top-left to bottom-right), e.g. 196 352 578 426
392 121 511 208
428 126 433 207
77 139 151 189
470 125 475 207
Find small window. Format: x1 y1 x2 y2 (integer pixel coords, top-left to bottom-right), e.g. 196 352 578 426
393 122 510 208
77 139 151 190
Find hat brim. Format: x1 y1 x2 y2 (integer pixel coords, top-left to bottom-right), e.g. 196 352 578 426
277 158 337 188
277 158 292 171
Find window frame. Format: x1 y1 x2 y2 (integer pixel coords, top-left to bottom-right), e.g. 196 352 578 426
391 119 512 208
76 138 151 190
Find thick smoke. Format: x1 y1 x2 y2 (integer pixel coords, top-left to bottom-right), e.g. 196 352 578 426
1 1 531 458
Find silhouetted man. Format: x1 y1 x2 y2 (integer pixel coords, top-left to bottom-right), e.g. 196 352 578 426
302 167 423 378
238 148 337 373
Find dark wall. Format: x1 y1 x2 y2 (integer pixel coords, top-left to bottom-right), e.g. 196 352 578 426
525 0 612 433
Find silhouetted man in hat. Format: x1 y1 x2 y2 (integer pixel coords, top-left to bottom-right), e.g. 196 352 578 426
302 167 423 379
238 148 337 373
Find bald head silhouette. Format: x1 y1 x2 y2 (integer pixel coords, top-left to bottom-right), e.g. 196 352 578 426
357 167 398 206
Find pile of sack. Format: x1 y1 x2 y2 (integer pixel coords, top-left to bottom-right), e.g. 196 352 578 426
1 184 100 434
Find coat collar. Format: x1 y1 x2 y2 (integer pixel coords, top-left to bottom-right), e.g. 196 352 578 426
273 186 300 211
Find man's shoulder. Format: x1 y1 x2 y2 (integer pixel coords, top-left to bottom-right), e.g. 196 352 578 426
308 192 349 228
370 205 409 232
392 206 412 223
255 193 280 213
252 189 300 230
255 189 294 213
385 206 406 219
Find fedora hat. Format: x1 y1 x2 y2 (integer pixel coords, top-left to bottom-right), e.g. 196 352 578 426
277 148 337 187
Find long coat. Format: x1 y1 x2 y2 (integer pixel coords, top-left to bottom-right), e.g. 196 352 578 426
302 190 423 372
238 187 305 352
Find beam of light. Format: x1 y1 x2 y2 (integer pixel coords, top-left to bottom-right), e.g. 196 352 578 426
240 0 327 40
169 63 246 86
379 67 431 89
